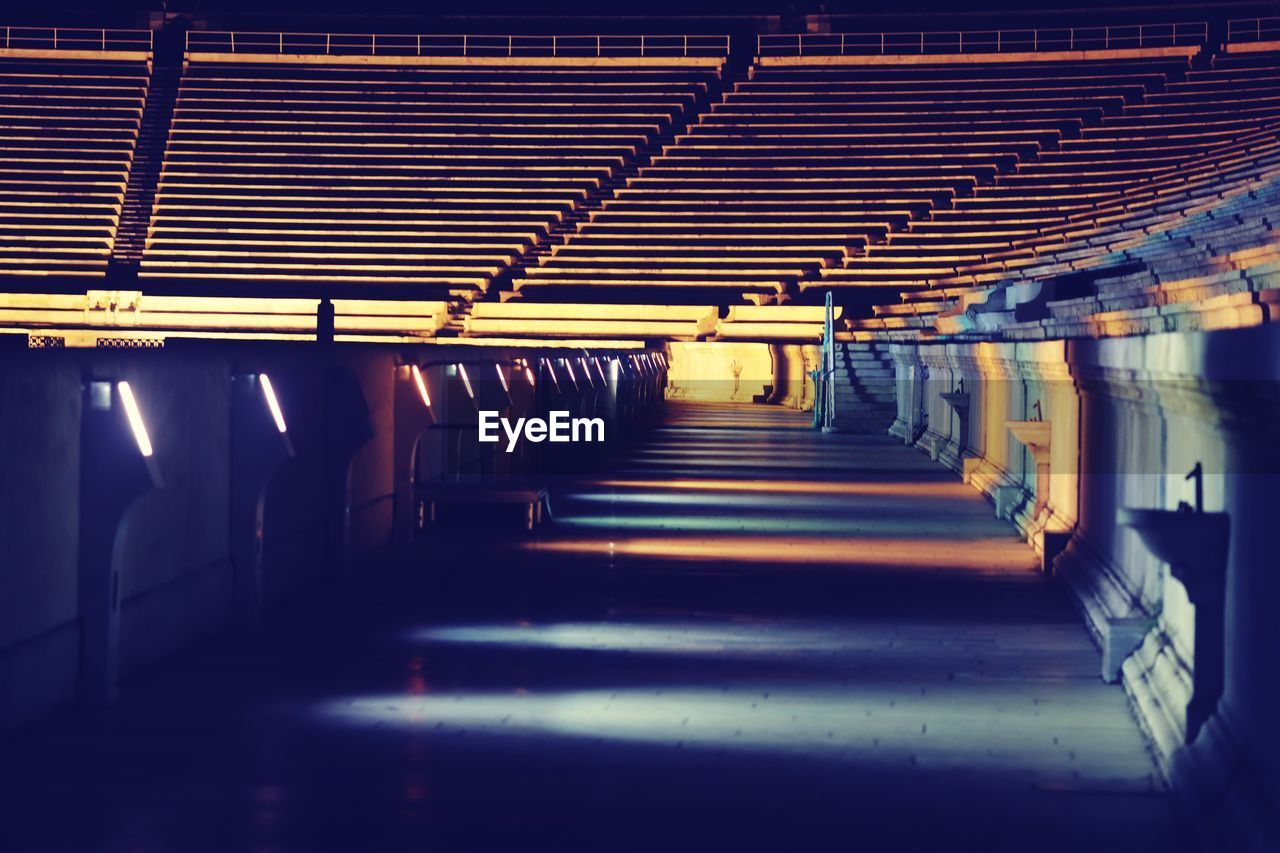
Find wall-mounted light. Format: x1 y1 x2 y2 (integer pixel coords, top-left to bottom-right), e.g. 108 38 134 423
543 358 561 392
562 358 579 390
495 363 510 394
457 363 475 399
411 364 432 408
592 357 607 383
116 381 153 457
259 373 287 434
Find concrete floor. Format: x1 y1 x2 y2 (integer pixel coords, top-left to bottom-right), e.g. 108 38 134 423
1 402 1187 852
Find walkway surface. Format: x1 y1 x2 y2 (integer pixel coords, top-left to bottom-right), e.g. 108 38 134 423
1 402 1185 852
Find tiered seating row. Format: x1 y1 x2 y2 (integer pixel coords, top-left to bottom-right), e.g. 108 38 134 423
0 57 148 277
0 291 450 340
834 49 1280 319
520 56 1185 304
463 302 841 341
140 57 721 297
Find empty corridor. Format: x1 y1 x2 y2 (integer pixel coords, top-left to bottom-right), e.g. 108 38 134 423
0 402 1185 852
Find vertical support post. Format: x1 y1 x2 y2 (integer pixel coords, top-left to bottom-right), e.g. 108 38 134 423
77 379 162 705
393 364 435 545
317 298 335 346
230 373 294 632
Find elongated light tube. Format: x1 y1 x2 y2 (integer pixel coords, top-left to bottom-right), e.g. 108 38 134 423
259 373 287 433
116 381 153 457
411 364 431 407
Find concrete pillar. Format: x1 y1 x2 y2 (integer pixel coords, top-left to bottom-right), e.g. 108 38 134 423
77 378 162 705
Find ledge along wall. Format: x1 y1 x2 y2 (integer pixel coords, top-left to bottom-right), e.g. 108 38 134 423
888 322 1280 852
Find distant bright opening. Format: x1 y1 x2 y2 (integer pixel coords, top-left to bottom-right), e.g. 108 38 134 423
258 373 287 434
116 381 153 458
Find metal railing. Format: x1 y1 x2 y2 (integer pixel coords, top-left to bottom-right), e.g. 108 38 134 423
1 26 152 52
1227 17 1280 44
186 31 730 58
758 22 1207 57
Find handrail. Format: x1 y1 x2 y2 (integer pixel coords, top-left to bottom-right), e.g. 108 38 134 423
758 22 1208 57
1227 17 1280 44
186 31 730 58
0 26 152 52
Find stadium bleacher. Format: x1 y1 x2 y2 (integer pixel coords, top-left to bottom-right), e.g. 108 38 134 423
139 52 724 299
0 52 149 278
0 22 1277 345
842 44 1280 338
521 55 1193 306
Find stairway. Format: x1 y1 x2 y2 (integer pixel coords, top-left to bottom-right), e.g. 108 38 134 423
831 342 898 433
108 24 185 280
481 54 752 304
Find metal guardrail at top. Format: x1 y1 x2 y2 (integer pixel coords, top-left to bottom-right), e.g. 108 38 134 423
1 26 153 52
758 22 1208 57
1227 17 1280 43
186 31 731 58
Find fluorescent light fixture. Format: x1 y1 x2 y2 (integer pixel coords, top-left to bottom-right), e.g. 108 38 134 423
562 359 578 386
525 366 536 386
116 381 153 458
592 357 607 383
457 363 475 399
495 363 510 393
543 358 561 392
411 364 432 407
259 373 287 433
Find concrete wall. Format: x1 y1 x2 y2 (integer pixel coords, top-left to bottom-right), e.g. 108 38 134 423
0 342 662 731
0 345 401 727
889 324 1280 852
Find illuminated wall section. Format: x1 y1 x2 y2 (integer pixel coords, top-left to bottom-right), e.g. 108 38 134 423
666 342 817 409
